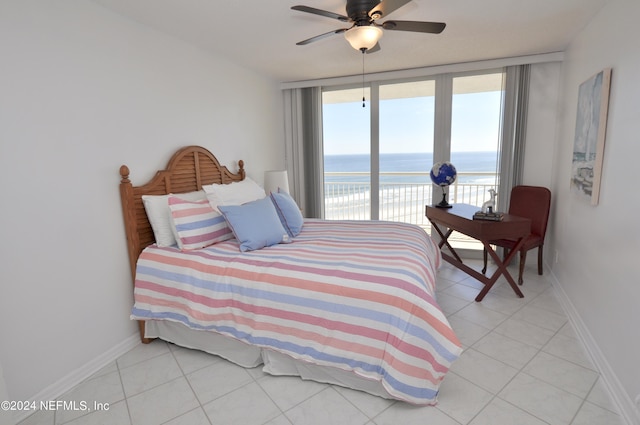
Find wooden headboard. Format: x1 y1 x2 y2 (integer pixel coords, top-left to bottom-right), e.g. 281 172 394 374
119 145 245 281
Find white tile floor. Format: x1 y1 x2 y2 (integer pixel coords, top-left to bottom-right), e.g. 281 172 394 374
19 260 625 425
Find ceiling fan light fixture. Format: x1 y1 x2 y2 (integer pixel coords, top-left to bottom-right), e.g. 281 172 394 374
344 25 383 51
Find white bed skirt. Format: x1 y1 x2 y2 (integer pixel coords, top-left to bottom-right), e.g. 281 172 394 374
145 320 392 400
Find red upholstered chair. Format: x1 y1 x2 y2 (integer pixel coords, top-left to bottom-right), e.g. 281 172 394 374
482 185 551 285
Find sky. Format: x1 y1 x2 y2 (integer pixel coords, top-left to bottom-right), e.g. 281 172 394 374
323 91 502 155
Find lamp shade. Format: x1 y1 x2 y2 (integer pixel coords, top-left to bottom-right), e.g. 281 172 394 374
344 25 383 51
264 170 290 195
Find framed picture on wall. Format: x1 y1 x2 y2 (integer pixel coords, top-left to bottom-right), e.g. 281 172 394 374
570 68 612 205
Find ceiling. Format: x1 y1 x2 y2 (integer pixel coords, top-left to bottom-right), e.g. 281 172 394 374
90 0 609 84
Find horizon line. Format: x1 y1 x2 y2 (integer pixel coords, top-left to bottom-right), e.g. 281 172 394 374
325 150 497 156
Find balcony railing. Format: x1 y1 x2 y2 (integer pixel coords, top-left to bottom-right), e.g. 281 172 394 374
324 171 498 248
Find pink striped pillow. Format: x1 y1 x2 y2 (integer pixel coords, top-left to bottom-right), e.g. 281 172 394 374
168 196 233 250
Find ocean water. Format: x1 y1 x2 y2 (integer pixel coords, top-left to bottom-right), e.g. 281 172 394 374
324 151 499 184
323 152 499 220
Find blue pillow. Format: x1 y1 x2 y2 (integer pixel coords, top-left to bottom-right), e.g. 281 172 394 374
218 197 289 252
270 191 304 237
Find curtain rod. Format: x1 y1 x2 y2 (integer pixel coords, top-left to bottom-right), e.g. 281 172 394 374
280 52 563 90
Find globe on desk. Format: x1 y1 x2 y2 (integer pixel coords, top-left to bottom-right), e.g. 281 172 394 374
430 162 457 208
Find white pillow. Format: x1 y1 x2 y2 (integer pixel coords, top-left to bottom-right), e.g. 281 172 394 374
202 177 266 208
142 190 205 247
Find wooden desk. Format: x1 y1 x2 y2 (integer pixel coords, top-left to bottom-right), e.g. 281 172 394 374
426 203 531 301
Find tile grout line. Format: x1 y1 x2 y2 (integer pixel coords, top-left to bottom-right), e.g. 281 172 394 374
116 356 135 425
165 343 214 425
475 279 599 424
448 275 569 424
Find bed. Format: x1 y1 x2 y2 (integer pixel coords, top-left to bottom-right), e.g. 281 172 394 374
119 145 461 405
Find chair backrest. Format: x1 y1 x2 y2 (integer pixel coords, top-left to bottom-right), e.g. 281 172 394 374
508 186 551 239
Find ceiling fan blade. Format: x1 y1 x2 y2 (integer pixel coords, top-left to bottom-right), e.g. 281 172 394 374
296 28 348 45
368 0 411 19
382 20 446 34
291 5 350 22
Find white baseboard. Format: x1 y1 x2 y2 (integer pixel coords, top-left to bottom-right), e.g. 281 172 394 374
549 269 640 425
13 333 140 424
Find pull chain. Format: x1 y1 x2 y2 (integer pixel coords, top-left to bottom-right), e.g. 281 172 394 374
361 48 366 107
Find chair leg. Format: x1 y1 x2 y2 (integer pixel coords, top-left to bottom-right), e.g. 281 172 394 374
518 250 527 285
537 245 544 275
502 248 511 265
482 248 488 274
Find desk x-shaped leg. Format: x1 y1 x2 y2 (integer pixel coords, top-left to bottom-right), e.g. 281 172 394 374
430 222 463 263
476 240 525 301
430 222 525 301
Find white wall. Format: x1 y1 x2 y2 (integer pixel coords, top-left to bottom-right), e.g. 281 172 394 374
0 0 283 409
0 361 11 425
549 0 640 422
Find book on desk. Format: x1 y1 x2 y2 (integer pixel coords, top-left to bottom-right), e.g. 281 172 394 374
472 211 504 221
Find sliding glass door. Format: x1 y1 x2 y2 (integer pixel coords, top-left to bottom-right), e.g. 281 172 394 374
450 73 503 201
448 72 504 249
378 80 435 227
321 69 506 251
322 87 371 220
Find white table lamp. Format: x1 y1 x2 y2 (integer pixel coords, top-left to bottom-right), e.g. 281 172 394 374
264 170 290 194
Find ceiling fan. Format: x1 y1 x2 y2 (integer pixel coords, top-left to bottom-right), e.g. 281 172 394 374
292 0 446 52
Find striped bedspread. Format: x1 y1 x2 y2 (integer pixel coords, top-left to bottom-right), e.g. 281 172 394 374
131 219 462 404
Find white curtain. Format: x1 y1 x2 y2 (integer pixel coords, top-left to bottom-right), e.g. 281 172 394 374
283 87 324 218
497 64 530 211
